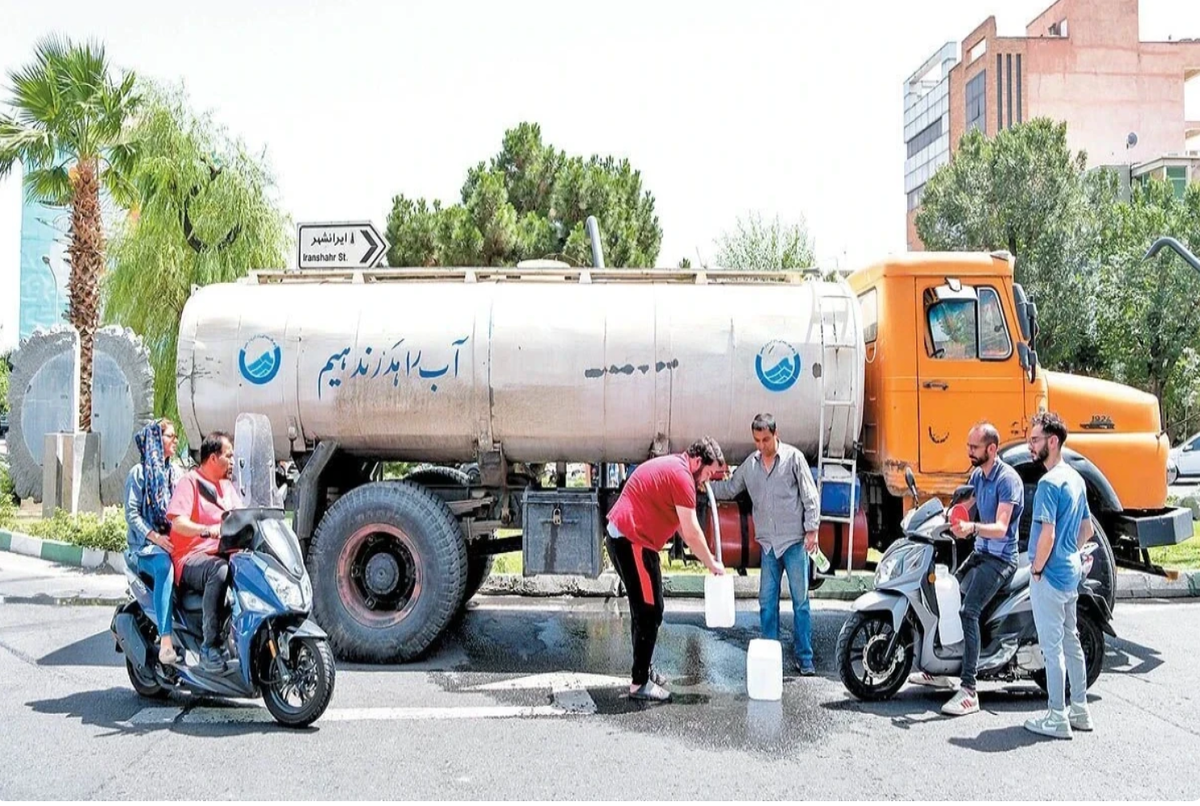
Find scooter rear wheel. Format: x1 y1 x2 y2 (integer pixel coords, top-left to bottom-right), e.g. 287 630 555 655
125 659 169 700
836 611 913 701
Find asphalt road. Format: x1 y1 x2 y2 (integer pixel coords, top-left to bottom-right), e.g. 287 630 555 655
0 595 1196 800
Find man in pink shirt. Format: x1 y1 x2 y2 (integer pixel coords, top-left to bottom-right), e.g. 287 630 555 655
167 431 242 672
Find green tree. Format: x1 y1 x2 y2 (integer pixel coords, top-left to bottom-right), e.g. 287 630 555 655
1095 178 1200 435
386 122 661 268
103 83 289 427
915 118 1115 371
0 352 9 416
713 212 816 270
0 35 141 431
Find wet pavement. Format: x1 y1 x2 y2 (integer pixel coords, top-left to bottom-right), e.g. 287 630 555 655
1 595 1197 799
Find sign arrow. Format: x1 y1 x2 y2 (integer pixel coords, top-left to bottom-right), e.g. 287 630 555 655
297 221 391 270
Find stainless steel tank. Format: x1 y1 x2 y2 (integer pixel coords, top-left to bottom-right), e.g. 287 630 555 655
176 271 865 464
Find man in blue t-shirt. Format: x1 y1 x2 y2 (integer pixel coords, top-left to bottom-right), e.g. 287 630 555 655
1023 411 1095 739
909 422 1023 717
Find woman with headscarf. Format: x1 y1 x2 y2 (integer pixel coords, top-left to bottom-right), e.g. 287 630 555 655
125 419 184 664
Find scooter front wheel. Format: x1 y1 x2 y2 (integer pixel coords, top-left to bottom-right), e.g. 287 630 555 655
836 611 913 701
262 637 336 728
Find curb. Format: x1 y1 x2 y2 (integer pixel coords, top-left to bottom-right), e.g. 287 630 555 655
480 569 1200 601
0 528 126 574
1 528 1197 602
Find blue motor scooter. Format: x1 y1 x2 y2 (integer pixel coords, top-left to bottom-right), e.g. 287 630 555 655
111 506 336 728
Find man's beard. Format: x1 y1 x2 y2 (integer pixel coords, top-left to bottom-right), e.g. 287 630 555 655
1035 443 1050 464
969 454 986 468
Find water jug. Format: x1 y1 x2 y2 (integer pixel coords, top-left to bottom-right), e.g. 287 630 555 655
705 574 736 628
809 546 831 575
703 481 735 628
747 638 783 700
934 564 964 646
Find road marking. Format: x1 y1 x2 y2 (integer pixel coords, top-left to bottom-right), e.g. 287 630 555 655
469 671 629 715
122 671 630 725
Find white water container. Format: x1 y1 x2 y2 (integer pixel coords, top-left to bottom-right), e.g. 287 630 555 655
704 481 736 629
747 638 783 701
705 575 736 628
934 564 964 646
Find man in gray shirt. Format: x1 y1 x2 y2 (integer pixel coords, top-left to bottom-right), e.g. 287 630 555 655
712 413 821 675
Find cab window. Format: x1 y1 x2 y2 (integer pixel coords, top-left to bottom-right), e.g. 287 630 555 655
924 285 1012 361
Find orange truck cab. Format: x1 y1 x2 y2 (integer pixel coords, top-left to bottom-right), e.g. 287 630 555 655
846 250 1191 592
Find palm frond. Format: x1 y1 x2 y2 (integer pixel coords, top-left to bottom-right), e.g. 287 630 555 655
23 165 72 206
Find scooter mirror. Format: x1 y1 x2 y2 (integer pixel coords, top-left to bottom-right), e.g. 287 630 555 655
948 485 974 507
904 467 918 500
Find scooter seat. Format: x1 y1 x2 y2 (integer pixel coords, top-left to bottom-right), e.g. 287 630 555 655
1006 566 1031 592
177 590 205 611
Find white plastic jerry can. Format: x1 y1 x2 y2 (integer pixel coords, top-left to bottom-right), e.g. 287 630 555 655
934 564 964 646
703 481 736 628
705 574 736 628
747 638 783 700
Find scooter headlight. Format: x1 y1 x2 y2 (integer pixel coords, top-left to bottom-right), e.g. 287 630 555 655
875 544 926 586
238 589 274 614
265 566 305 611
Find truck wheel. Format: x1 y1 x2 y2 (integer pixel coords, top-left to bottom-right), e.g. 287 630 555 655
405 465 493 607
1088 517 1116 614
308 481 467 663
465 552 494 601
404 464 472 487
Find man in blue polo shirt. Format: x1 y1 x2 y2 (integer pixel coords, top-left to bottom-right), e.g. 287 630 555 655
908 422 1023 717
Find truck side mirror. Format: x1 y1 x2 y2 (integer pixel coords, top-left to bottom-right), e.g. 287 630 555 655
1018 343 1038 383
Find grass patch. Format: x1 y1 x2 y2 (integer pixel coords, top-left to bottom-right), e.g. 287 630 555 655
8 507 127 553
1147 530 1200 570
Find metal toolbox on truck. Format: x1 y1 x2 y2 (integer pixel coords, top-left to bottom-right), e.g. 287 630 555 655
522 490 603 577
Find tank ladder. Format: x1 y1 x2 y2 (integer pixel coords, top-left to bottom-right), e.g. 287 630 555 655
815 286 859 575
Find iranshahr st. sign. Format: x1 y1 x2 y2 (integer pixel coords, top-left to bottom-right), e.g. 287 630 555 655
297 222 390 269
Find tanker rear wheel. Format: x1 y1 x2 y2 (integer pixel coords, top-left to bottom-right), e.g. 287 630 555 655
308 481 467 663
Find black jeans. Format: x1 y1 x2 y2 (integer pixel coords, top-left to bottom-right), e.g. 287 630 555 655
955 551 1015 690
180 554 230 649
606 535 664 686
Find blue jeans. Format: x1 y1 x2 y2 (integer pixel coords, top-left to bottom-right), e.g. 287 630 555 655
135 545 176 638
759 543 813 666
1030 577 1087 711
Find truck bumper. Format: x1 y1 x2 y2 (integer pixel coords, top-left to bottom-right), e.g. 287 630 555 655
1113 506 1193 548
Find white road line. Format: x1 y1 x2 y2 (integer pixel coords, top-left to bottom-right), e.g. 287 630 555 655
125 702 581 726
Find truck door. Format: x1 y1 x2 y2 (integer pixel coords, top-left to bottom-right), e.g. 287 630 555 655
915 279 1025 474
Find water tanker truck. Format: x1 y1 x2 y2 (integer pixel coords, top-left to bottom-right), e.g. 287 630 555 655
176 247 1191 662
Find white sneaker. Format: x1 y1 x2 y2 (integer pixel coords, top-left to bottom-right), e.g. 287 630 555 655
908 671 955 690
1024 708 1073 739
1068 702 1094 732
629 681 671 702
941 687 980 716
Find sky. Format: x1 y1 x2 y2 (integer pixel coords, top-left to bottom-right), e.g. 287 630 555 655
1 0 1198 348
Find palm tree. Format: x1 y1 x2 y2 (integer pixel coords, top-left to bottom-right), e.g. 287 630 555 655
0 35 140 431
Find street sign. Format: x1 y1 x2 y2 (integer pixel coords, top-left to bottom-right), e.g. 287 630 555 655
297 221 390 269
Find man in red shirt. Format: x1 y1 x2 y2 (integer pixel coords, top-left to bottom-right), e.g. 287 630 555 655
606 437 727 702
166 431 242 673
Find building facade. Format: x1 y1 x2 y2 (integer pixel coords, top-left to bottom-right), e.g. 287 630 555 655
906 0 1200 250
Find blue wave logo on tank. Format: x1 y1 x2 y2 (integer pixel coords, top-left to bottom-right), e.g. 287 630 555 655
755 340 801 392
238 335 282 385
